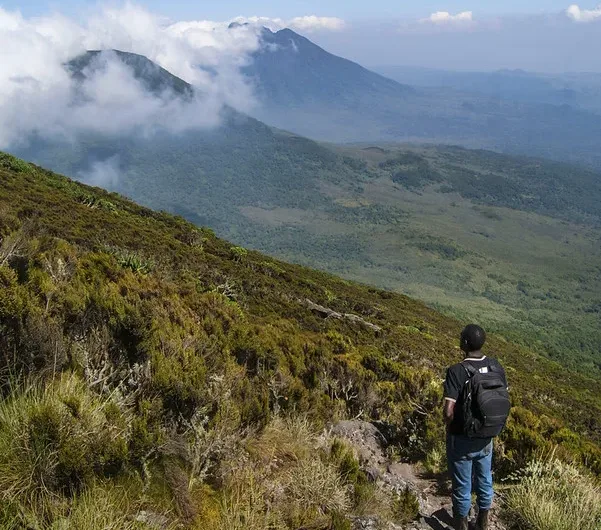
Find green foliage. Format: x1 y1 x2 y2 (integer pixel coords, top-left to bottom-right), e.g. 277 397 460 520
105 246 155 274
330 512 352 530
229 246 248 262
75 191 118 212
0 152 32 174
0 374 129 506
2 153 601 527
391 486 420 524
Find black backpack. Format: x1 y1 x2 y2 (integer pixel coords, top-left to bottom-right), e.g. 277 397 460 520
460 360 510 438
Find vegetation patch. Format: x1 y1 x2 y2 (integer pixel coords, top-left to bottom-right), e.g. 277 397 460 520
504 457 601 530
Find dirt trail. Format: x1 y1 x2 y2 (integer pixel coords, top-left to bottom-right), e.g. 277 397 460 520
331 421 507 530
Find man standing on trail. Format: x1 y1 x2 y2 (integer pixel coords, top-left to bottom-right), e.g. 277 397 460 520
443 324 510 530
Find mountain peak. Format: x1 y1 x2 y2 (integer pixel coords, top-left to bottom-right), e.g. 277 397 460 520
247 27 414 107
66 49 194 99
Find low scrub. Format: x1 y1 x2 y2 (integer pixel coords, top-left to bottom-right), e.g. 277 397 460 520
504 457 601 530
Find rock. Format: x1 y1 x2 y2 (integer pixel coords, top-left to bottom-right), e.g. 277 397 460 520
331 420 388 470
135 511 170 529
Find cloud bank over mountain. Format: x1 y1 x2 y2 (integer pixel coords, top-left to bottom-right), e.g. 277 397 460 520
0 3 266 148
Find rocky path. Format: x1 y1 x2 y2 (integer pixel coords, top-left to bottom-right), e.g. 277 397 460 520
331 421 507 530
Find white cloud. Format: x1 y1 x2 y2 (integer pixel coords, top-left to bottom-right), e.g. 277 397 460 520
423 11 474 24
78 155 122 188
231 15 346 33
0 4 349 148
0 3 264 148
288 16 346 32
566 4 601 22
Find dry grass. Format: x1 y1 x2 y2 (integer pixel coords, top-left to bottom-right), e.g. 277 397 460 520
247 415 318 466
213 416 352 530
0 480 158 529
284 457 351 515
505 458 601 530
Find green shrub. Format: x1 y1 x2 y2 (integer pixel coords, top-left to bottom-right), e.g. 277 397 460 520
75 192 117 212
330 511 352 530
230 246 248 261
0 373 130 507
0 153 32 174
104 247 154 274
391 486 420 524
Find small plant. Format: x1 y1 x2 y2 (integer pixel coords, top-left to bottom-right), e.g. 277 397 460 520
230 246 248 262
330 511 352 530
75 192 117 212
391 486 420 524
104 246 154 274
284 457 352 517
423 442 447 475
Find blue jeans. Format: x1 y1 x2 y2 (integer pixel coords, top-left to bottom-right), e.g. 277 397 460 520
447 434 494 517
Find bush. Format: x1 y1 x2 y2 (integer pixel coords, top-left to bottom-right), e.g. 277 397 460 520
283 457 351 518
109 248 154 274
0 373 130 511
0 481 161 529
214 417 352 530
505 457 601 530
0 153 32 174
391 486 420 524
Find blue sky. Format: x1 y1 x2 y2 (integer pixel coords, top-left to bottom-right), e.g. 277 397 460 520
3 1 601 72
1 0 578 20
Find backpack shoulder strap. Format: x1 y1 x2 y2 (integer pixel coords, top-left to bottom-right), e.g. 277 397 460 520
461 361 477 379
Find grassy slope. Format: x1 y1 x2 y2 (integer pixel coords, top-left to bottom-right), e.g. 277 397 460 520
2 152 601 526
0 155 601 470
18 134 601 374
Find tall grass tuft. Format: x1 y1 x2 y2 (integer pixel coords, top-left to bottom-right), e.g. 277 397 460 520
0 373 130 521
505 457 601 530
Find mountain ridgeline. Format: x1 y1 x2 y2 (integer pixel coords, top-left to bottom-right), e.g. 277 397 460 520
66 49 195 98
1 152 601 528
245 28 601 169
374 65 601 115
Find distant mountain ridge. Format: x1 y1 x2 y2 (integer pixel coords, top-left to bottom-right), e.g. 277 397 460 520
373 64 601 114
245 28 601 170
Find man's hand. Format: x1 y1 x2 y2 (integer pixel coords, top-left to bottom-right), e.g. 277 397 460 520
443 399 455 426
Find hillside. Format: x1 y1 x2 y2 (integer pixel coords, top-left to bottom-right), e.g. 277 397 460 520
15 50 601 373
245 29 601 169
19 113 601 374
1 152 601 528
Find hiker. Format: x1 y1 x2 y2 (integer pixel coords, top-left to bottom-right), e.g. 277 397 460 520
443 324 510 530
